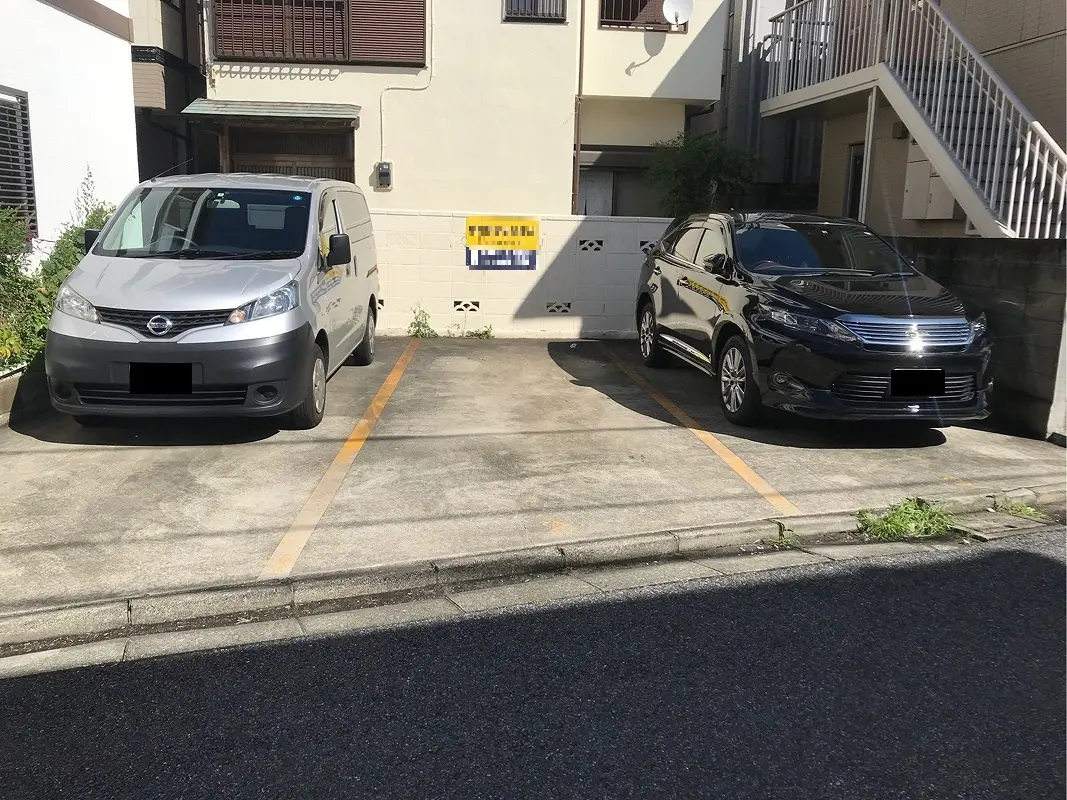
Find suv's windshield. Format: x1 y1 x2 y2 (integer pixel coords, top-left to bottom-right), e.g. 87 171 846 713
94 187 312 259
735 222 914 276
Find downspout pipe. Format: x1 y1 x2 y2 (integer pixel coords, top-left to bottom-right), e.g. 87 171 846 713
570 0 587 215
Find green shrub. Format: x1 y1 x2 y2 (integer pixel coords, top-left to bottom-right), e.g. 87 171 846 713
646 133 760 218
0 170 115 370
0 207 49 370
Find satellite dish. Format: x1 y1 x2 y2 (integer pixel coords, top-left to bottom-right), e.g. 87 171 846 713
662 0 693 26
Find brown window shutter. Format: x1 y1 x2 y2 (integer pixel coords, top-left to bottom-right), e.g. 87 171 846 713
350 0 426 67
215 0 287 60
291 0 349 62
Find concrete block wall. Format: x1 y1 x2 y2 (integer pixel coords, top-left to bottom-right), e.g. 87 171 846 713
371 210 672 338
895 237 1067 439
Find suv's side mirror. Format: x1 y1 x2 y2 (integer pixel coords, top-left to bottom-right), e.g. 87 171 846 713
325 233 351 268
704 253 731 276
83 229 100 254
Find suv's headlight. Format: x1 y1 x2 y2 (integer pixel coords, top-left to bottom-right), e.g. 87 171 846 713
228 281 298 324
55 285 100 323
759 303 857 343
971 312 988 338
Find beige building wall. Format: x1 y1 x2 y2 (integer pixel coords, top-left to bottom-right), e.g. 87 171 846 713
212 5 579 214
938 0 1066 145
580 0 727 102
579 98 685 146
818 104 967 238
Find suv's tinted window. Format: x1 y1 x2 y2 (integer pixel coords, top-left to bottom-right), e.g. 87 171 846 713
735 223 914 275
672 227 704 262
695 223 727 265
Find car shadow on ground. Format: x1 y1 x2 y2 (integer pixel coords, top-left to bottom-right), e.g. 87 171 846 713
1 540 1063 799
8 405 280 447
548 340 951 450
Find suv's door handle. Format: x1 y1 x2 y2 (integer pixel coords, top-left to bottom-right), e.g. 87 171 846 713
652 264 662 275
677 276 691 288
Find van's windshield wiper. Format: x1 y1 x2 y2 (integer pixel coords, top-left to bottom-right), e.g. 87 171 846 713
235 250 304 260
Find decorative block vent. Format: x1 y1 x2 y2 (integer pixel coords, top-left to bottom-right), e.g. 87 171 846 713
546 302 572 314
453 300 480 313
578 239 604 252
640 240 656 255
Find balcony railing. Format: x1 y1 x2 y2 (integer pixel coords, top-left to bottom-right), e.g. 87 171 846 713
765 0 1067 238
504 0 566 22
599 0 684 32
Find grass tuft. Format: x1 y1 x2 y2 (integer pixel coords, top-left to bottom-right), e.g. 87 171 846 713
856 498 954 541
995 497 1048 520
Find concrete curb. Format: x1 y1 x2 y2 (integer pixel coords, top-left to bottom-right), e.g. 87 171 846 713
0 482 1061 654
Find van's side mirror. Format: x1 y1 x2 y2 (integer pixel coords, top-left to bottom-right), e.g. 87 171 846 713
325 233 351 268
83 229 100 254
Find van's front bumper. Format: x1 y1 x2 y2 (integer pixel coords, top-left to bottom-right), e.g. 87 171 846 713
44 324 315 418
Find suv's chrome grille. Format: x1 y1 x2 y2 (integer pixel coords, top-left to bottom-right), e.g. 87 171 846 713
97 308 232 338
831 373 977 404
838 316 973 349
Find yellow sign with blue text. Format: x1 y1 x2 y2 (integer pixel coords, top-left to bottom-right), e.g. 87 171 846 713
465 216 539 271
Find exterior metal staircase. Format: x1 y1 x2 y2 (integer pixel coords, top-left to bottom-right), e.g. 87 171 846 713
764 0 1066 238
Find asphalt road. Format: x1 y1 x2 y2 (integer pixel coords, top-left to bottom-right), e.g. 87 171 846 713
2 530 1064 799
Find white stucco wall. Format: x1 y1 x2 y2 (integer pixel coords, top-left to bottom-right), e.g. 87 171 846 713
372 210 671 337
0 0 139 248
212 3 580 215
580 97 686 146
582 0 728 102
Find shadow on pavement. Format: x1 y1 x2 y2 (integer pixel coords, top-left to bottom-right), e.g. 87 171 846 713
1 543 1063 799
8 405 280 447
548 340 950 450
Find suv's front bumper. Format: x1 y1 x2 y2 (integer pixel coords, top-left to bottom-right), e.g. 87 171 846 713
752 335 992 422
45 324 314 418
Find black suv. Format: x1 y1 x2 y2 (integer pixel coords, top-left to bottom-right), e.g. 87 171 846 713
635 212 991 426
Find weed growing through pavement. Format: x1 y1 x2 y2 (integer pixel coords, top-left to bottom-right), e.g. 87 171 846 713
407 303 439 338
773 530 801 550
995 497 1048 520
856 498 954 541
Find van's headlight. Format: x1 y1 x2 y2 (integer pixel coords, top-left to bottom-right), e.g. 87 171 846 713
971 312 988 338
55 285 100 323
228 281 298 324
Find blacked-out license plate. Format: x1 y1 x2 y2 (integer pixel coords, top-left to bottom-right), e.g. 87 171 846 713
129 363 192 394
890 369 945 397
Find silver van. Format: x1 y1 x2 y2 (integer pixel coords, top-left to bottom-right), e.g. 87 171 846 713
45 174 380 430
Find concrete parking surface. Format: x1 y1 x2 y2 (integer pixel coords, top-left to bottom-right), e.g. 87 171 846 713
1 337 1063 614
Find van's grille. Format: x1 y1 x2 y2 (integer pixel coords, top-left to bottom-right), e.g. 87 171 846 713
838 316 973 349
97 308 232 338
831 373 977 404
75 385 248 407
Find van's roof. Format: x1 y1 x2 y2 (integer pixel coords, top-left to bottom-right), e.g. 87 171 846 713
142 173 360 193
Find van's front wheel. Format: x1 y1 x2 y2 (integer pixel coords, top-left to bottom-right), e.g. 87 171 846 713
351 308 375 366
288 343 327 430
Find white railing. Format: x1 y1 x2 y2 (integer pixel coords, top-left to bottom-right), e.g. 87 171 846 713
765 0 1067 239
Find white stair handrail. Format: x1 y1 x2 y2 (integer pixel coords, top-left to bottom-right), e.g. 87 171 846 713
765 0 1066 238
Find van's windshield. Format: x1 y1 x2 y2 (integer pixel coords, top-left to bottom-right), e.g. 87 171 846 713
94 187 312 259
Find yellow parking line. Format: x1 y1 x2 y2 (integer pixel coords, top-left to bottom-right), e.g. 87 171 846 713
601 344 800 517
259 338 421 580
